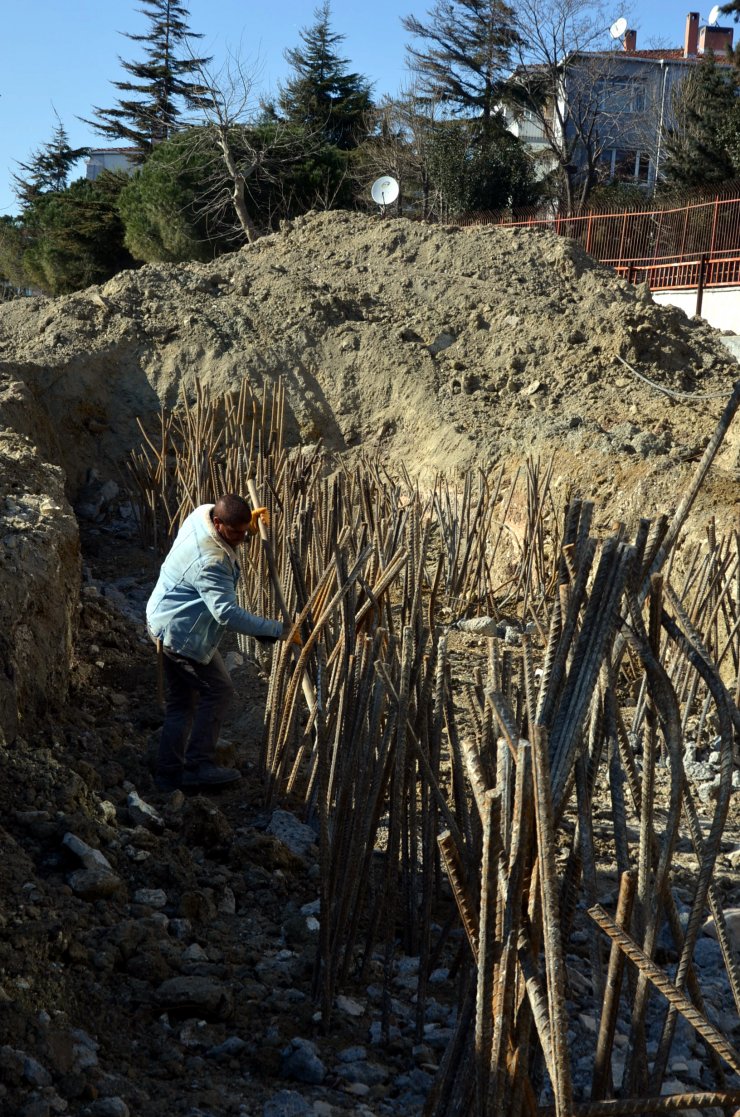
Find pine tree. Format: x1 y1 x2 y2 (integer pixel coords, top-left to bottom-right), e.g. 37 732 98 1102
88 0 212 158
12 113 89 209
277 2 373 149
402 0 521 136
19 174 134 295
662 52 740 187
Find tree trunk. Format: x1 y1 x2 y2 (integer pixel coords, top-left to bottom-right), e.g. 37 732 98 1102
215 127 261 244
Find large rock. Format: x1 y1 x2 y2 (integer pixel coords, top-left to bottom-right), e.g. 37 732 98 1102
155 975 234 1020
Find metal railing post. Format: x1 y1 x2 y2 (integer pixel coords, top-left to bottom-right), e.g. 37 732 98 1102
695 253 708 318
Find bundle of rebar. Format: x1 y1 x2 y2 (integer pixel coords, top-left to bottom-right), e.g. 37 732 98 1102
128 376 740 1115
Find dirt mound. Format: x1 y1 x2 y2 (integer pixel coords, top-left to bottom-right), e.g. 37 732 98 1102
0 211 737 521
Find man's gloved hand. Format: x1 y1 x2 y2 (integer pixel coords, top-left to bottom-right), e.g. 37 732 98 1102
281 621 303 647
248 507 270 534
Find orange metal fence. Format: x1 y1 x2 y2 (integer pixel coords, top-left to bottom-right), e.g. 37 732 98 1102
469 196 740 292
615 253 740 289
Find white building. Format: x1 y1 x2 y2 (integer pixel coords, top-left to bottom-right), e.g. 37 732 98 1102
85 148 138 181
507 12 735 192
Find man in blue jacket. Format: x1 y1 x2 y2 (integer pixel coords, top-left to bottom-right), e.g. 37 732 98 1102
146 493 293 791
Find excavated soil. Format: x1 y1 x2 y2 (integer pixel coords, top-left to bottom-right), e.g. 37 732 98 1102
0 211 739 1116
0 210 738 514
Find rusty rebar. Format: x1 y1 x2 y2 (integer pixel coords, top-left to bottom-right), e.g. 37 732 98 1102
589 904 740 1075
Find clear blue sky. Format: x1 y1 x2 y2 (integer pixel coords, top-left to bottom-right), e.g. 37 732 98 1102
0 1 727 216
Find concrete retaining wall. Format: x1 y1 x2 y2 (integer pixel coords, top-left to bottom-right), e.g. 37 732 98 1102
652 287 740 334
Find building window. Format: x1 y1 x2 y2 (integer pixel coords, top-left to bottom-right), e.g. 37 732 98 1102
635 151 651 183
598 148 651 184
596 78 646 114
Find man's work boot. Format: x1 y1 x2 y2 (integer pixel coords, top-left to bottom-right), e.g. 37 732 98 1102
182 762 242 789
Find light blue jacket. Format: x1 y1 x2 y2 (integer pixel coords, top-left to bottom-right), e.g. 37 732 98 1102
146 504 282 663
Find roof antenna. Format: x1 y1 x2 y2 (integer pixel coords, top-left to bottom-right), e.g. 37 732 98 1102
707 4 721 24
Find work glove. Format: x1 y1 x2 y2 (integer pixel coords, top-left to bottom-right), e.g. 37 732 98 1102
281 620 303 647
248 506 270 534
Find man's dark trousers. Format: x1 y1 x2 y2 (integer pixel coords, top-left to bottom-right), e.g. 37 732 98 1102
158 648 234 776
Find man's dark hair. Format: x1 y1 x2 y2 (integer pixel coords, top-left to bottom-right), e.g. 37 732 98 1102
213 493 251 526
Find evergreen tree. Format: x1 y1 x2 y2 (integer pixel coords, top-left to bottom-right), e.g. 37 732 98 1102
426 119 539 218
12 113 89 209
662 53 740 187
277 2 373 149
0 217 28 298
20 174 134 295
118 123 352 261
88 0 212 158
402 0 521 136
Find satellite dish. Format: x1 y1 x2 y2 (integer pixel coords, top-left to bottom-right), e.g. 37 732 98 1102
371 176 399 208
609 16 628 39
708 3 721 23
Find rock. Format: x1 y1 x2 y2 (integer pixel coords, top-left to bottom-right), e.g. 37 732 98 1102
179 890 217 923
263 1091 311 1117
207 1036 246 1060
169 918 192 940
701 908 740 951
63 833 113 871
337 1046 368 1063
335 995 364 1018
182 943 209 962
336 1060 389 1086
67 867 123 900
181 798 233 848
428 332 456 355
86 1100 130 1117
155 976 234 1020
280 1038 326 1085
267 811 317 859
0 1047 51 1087
282 914 319 948
98 801 117 824
693 935 722 967
394 1066 434 1094
343 1082 370 1097
311 1103 335 1117
126 791 164 832
23 1054 53 1087
70 1029 99 1072
217 886 236 915
577 1013 597 1033
133 888 167 908
255 952 303 986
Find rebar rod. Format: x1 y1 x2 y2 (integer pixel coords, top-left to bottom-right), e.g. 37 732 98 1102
540 1089 740 1116
475 789 501 1115
438 830 480 962
592 870 637 1101
532 724 573 1117
588 904 740 1075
